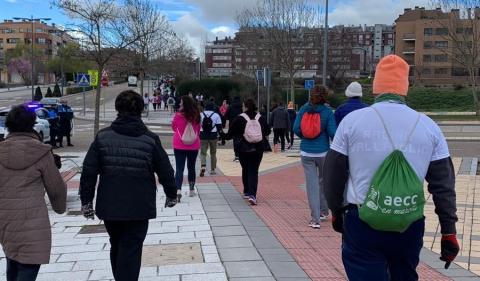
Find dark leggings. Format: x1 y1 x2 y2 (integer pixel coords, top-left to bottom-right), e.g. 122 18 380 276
6 258 40 281
174 149 198 190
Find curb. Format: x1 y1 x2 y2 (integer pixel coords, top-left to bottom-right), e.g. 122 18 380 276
74 115 171 127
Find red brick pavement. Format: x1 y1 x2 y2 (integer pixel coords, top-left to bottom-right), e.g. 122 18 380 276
226 163 452 281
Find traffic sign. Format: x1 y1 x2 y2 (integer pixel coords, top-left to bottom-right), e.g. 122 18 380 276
304 79 315 90
263 67 271 87
77 73 90 87
88 70 98 86
256 69 264 83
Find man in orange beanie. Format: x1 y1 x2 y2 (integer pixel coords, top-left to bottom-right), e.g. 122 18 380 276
323 55 458 281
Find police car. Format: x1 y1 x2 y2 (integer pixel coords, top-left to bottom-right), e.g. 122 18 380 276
0 105 51 143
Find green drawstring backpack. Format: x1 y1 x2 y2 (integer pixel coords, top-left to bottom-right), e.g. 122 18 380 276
358 107 425 233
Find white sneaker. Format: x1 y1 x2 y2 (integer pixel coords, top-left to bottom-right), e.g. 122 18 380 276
309 220 320 229
320 213 329 221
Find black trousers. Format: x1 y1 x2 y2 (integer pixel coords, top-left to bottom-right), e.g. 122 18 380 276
288 129 294 147
58 129 72 146
239 151 263 197
273 128 286 151
6 257 40 281
104 220 149 281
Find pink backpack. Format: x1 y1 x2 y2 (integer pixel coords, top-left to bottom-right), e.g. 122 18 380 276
240 113 263 143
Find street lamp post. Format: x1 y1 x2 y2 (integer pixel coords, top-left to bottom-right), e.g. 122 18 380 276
322 0 329 86
13 16 51 100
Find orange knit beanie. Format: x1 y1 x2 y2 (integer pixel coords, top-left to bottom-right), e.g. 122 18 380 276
373 55 410 96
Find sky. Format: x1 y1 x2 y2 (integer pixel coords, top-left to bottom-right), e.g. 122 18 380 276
0 0 431 57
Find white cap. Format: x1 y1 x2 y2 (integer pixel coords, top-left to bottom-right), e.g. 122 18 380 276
345 82 363 97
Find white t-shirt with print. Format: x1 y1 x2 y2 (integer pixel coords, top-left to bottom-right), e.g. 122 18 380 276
330 102 450 205
200 110 222 133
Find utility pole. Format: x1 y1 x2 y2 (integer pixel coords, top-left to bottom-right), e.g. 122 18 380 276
322 0 328 86
13 16 51 100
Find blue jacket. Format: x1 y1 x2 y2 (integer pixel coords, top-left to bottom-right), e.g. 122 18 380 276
293 103 336 154
334 97 369 125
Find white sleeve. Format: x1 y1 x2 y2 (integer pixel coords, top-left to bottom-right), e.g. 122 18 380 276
214 113 222 125
330 120 348 156
431 124 450 161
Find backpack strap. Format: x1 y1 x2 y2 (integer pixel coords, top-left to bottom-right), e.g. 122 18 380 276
240 113 249 121
371 106 421 151
254 113 261 121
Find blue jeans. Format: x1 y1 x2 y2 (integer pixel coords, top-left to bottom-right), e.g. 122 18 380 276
174 149 198 190
343 207 425 281
6 257 40 281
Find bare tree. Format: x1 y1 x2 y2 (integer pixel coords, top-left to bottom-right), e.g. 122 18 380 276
236 0 322 104
122 0 173 96
430 0 480 114
150 36 195 81
52 0 142 135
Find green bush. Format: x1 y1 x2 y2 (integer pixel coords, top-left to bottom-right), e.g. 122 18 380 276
45 87 53 97
53 84 61 97
329 87 475 112
66 86 94 95
34 86 43 101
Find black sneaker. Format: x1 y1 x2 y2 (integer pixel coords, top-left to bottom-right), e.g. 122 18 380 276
200 167 206 177
176 190 182 203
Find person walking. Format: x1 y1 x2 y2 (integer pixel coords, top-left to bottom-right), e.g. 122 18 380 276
270 102 290 152
227 98 271 205
200 102 223 177
293 85 336 229
80 90 177 281
57 99 74 147
167 95 176 114
152 93 158 111
225 96 243 161
324 55 459 281
143 93 150 111
218 100 229 146
163 93 169 111
0 104 66 281
286 101 297 149
172 95 201 201
334 81 369 125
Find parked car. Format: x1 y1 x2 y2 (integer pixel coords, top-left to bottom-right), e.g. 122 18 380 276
40 98 62 108
0 107 51 143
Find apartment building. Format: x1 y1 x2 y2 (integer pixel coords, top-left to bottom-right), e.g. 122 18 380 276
205 24 394 80
395 6 480 85
0 19 73 84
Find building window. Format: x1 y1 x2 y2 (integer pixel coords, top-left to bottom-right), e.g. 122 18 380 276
263 50 270 56
37 38 46 44
435 28 448 35
235 58 242 63
6 38 20 43
434 68 448 75
246 50 256 56
311 50 319 55
36 28 42 33
213 55 231 60
422 68 431 75
435 41 448 49
423 54 432 62
294 57 304 62
434 54 448 62
212 48 231 54
387 40 393 45
424 41 432 49
235 50 242 56
212 63 231 67
295 49 305 55
424 28 433 36
246 58 257 62
452 68 469 76
310 64 318 70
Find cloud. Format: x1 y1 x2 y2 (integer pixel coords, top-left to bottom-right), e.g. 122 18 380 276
5 0 18 3
184 0 258 25
328 0 430 26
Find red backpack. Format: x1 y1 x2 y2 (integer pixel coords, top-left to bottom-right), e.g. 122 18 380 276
300 111 321 139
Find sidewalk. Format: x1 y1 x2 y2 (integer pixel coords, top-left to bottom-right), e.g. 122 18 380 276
1 150 479 280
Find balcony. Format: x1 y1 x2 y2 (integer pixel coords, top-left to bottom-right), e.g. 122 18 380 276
403 33 416 41
402 47 416 54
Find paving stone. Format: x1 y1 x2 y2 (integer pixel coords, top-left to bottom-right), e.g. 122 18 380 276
78 224 107 234
157 263 225 276
38 262 74 273
250 235 284 249
223 261 272 278
89 267 157 280
212 226 247 237
57 251 110 262
217 247 262 262
204 253 221 263
215 235 254 248
138 276 179 281
201 199 228 206
205 211 237 219
266 261 309 278
209 218 242 227
35 270 91 281
229 278 276 281
51 243 105 254
195 231 214 238
180 225 211 232
257 248 295 262
203 205 233 212
73 259 111 271
182 272 228 281
142 243 203 267
202 245 218 254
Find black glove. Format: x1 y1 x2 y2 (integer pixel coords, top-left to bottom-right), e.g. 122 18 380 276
440 234 460 269
81 202 95 220
332 210 345 234
165 197 177 208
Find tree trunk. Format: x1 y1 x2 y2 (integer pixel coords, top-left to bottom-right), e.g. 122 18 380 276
139 70 144 96
289 75 295 105
93 65 102 136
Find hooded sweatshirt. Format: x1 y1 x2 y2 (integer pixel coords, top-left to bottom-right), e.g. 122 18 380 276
0 132 66 264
